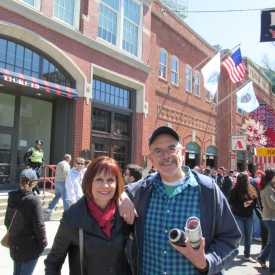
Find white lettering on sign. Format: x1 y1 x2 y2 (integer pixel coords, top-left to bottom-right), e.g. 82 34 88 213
4 75 40 89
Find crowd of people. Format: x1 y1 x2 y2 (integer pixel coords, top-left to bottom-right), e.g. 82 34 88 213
193 164 275 274
3 126 275 275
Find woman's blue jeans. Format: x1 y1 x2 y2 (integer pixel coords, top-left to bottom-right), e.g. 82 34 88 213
258 220 275 273
234 215 253 258
13 258 38 275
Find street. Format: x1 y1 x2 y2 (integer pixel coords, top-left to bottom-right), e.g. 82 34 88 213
0 219 270 275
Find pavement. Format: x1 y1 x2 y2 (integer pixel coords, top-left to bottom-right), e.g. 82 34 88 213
0 219 271 275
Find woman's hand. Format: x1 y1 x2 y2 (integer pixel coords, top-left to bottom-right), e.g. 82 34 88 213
117 192 138 224
244 200 252 207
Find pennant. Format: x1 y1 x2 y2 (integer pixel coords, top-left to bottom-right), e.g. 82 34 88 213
236 82 259 113
222 48 245 83
260 8 275 42
201 52 220 97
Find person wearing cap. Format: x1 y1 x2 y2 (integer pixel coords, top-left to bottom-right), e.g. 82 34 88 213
23 139 45 195
221 169 232 199
216 167 224 189
4 169 47 274
119 126 241 275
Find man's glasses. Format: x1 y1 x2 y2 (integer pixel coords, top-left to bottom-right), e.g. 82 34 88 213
150 147 182 158
76 162 85 165
124 172 130 176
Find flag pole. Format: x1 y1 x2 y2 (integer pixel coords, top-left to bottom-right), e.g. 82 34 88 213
213 80 251 108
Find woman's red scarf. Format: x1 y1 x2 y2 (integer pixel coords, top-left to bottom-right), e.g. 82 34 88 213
87 198 116 238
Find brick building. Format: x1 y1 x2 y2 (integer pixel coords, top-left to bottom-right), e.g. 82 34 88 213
0 0 274 189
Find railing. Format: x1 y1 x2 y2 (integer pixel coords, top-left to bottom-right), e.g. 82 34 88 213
40 164 56 194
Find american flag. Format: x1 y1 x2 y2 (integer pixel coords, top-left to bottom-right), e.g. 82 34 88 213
222 48 246 83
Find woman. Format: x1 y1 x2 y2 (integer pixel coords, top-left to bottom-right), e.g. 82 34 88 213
256 168 275 275
45 156 132 275
4 169 47 275
228 172 259 263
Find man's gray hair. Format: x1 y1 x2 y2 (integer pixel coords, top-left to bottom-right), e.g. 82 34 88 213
64 154 71 160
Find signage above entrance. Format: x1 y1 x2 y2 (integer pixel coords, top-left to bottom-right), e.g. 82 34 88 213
231 135 247 151
255 147 275 156
0 68 78 100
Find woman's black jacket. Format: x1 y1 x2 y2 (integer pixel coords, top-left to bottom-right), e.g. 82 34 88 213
44 196 132 275
4 190 47 262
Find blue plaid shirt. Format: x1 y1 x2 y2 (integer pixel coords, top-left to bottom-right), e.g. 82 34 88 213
141 167 201 275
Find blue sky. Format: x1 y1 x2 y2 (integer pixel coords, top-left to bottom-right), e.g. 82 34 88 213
184 0 275 66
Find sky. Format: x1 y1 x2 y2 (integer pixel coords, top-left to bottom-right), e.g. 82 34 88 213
184 0 275 67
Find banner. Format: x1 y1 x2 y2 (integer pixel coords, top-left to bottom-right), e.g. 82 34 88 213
260 8 275 42
266 108 275 146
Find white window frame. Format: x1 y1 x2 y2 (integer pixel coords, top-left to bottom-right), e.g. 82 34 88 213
98 0 143 58
17 0 41 10
186 65 192 92
194 71 200 96
53 0 81 30
159 48 167 80
171 56 179 85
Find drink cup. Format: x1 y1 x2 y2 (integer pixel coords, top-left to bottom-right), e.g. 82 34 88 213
184 217 202 249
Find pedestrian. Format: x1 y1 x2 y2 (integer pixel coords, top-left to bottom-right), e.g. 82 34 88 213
120 126 241 274
83 159 92 174
123 164 143 185
221 169 232 198
44 156 132 274
65 157 85 205
45 154 71 213
4 169 47 275
23 139 44 194
148 166 156 173
216 167 224 189
228 172 260 263
256 168 275 274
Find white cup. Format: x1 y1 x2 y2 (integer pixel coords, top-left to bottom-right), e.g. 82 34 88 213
184 216 202 249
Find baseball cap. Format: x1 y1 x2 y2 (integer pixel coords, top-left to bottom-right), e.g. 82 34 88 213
205 168 210 173
256 170 264 175
35 139 43 145
229 169 234 173
149 126 181 146
20 169 38 181
219 166 225 171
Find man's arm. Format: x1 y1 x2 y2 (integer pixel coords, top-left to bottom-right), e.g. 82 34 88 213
23 148 33 167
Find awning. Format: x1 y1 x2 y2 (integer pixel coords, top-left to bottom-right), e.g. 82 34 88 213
0 68 78 99
252 155 275 164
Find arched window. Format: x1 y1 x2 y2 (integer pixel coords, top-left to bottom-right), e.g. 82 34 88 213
0 38 74 87
171 56 179 84
159 48 167 79
194 71 200 96
186 65 192 92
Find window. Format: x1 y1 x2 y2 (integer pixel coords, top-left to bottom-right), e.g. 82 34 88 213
20 0 41 10
92 79 132 109
92 108 110 132
171 56 179 84
206 90 211 102
98 0 142 57
54 0 80 29
213 92 218 104
0 38 73 86
194 71 200 96
159 49 167 79
114 114 129 136
186 65 192 92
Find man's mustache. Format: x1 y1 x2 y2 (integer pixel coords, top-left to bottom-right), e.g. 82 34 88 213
160 158 175 165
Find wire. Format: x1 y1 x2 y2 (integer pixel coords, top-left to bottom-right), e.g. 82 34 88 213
186 9 262 13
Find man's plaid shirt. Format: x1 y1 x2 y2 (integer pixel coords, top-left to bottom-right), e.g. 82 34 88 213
141 167 201 275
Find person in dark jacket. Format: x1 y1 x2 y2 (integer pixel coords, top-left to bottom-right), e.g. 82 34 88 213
4 169 47 275
221 169 232 198
44 156 132 275
228 172 261 264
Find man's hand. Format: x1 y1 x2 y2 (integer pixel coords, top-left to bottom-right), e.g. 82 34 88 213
170 237 207 270
117 192 138 224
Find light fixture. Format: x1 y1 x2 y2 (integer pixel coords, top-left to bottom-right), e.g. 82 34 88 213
0 84 5 87
36 93 42 96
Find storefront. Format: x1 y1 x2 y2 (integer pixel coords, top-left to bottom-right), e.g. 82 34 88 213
185 142 200 168
0 38 78 189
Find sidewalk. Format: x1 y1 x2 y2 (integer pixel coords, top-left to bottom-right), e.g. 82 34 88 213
0 219 271 274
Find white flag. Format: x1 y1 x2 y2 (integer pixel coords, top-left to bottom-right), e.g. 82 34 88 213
236 81 259 113
201 53 220 97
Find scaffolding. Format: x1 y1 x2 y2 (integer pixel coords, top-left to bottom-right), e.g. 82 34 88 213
160 0 188 20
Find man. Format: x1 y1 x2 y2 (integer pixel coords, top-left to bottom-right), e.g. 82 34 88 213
229 169 234 178
122 126 241 275
45 154 71 213
193 166 201 173
216 167 224 189
210 168 217 182
123 164 143 184
221 169 232 198
203 167 210 176
65 157 85 204
23 139 44 194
